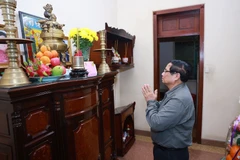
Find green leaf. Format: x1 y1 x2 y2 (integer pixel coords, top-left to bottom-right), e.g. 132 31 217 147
39 77 43 82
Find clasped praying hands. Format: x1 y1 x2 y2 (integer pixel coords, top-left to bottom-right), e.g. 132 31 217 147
141 84 158 102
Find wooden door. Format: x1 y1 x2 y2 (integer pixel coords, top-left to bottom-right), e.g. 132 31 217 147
153 4 204 143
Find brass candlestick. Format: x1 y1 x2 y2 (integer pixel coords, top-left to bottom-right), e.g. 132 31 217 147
94 30 111 75
0 0 32 87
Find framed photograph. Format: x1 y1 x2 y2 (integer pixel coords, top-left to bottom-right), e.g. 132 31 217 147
63 36 72 65
19 11 44 61
0 24 21 69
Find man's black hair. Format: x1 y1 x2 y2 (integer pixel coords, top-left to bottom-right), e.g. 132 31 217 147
169 60 191 82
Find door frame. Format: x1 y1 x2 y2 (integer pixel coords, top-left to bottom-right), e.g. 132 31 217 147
153 4 204 143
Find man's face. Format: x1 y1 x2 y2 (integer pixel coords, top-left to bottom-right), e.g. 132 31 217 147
161 63 176 85
0 35 7 51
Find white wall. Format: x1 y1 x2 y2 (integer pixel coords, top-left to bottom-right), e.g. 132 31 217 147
16 0 117 35
1 0 239 142
117 0 240 141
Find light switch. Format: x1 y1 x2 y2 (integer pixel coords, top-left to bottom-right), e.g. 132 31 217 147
205 66 210 73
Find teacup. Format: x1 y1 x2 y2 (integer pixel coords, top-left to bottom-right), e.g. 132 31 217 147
122 57 128 64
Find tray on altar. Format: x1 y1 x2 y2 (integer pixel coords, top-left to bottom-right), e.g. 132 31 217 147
29 75 64 83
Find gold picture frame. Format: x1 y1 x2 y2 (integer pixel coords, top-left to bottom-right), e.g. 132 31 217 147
63 36 72 66
0 24 21 69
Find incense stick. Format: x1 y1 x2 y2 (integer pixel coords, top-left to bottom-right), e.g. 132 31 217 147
77 29 79 50
125 43 128 57
115 40 118 51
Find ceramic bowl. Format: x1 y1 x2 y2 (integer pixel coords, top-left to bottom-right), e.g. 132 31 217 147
112 57 119 63
122 57 128 63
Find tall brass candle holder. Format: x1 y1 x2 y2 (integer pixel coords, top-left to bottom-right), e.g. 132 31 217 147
0 0 32 87
94 30 111 75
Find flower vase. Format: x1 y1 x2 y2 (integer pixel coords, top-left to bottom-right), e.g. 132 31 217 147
82 48 90 61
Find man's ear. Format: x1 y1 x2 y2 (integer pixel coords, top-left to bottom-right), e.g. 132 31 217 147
175 72 181 81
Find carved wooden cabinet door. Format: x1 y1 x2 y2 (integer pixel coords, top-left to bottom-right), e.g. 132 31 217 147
61 86 100 160
13 93 57 160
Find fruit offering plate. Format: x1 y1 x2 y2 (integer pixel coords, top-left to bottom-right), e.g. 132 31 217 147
29 75 64 83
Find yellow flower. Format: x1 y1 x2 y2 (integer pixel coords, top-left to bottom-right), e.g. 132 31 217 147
69 28 78 38
69 27 98 52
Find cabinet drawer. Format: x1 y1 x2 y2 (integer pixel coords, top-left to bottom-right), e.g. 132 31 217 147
63 87 98 117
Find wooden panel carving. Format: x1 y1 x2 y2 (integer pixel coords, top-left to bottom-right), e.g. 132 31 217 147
162 19 177 31
26 110 49 137
103 109 111 144
29 144 52 160
158 10 199 38
179 17 194 29
64 91 97 116
12 111 22 128
102 88 110 104
74 117 99 160
0 112 9 136
105 23 135 40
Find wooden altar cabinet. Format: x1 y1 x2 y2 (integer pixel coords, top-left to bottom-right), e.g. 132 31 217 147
0 71 118 160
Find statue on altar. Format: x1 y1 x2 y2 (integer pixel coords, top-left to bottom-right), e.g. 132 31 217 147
38 4 68 65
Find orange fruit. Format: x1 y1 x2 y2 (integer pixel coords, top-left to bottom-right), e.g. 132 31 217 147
51 50 59 58
43 51 53 59
40 56 50 65
230 145 240 159
40 45 47 53
226 154 232 160
36 51 43 59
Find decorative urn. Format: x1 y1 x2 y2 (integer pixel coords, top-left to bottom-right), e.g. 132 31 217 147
38 4 67 64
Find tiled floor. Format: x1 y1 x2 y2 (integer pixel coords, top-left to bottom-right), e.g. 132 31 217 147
117 135 226 160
